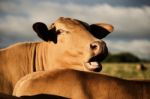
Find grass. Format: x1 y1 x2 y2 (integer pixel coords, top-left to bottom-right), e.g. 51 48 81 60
101 63 150 80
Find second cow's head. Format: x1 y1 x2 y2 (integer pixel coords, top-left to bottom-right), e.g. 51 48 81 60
33 17 114 72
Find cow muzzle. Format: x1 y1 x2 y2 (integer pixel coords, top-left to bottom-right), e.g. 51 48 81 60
84 41 108 72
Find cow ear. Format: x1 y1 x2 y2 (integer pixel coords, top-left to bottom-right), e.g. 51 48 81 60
33 22 57 43
90 23 114 39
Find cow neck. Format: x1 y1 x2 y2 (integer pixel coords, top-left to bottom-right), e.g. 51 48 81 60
33 42 49 72
32 45 36 72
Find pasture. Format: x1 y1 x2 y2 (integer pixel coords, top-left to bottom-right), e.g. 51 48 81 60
101 63 150 79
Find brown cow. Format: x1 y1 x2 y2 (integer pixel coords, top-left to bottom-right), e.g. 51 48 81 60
0 93 69 99
13 69 150 99
0 17 113 94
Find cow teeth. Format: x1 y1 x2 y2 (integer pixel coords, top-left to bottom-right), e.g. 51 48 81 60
84 61 102 72
89 62 99 66
84 61 99 69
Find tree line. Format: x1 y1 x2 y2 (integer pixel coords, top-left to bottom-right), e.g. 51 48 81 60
103 52 150 63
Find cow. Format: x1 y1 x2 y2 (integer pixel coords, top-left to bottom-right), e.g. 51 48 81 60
0 93 19 99
0 93 68 99
0 17 113 94
136 63 147 71
13 69 150 99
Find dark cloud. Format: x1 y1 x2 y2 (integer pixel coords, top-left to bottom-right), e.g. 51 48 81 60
1 0 150 7
35 0 150 7
0 32 39 48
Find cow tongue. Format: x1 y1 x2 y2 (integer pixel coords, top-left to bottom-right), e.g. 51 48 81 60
84 62 102 72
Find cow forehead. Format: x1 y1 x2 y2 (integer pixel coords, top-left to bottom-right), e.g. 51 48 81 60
51 17 90 31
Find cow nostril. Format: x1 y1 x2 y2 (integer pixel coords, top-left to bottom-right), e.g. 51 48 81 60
90 41 105 56
90 44 97 50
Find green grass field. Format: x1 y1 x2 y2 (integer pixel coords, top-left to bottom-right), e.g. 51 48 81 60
101 63 150 80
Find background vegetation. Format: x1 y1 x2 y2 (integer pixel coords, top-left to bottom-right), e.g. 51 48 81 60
103 52 150 63
101 63 150 80
101 52 150 80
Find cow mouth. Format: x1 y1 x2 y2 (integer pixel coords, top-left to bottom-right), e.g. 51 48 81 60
84 55 103 72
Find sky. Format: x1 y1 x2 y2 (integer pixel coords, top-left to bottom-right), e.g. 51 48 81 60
0 0 150 60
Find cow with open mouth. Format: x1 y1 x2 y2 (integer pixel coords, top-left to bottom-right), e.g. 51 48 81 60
35 17 113 72
0 17 113 94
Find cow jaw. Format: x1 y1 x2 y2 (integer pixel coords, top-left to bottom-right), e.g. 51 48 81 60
84 62 102 72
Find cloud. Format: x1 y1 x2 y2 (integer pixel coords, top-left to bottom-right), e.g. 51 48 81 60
32 0 150 7
106 39 150 59
0 1 150 35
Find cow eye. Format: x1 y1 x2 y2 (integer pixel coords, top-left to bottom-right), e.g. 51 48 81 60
56 29 63 35
56 29 69 35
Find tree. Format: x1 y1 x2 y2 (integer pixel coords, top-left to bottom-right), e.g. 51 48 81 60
103 52 140 62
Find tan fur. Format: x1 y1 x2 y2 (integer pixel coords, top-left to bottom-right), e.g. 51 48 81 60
13 69 150 99
0 17 113 94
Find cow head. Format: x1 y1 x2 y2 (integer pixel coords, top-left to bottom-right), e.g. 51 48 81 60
33 17 113 72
